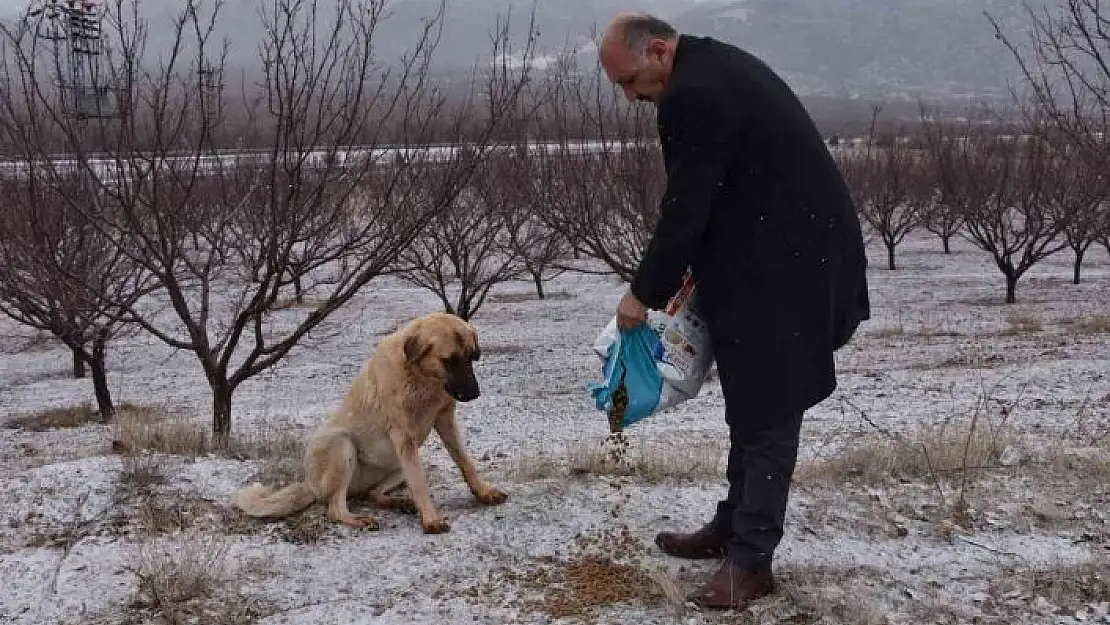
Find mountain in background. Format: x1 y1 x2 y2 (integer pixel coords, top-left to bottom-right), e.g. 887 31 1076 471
0 0 1038 102
665 0 1033 100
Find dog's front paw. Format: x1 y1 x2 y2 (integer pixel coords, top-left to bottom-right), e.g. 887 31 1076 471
475 484 508 506
421 516 451 534
336 514 380 530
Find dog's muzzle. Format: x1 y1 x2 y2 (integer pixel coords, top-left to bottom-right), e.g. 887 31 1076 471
449 386 480 402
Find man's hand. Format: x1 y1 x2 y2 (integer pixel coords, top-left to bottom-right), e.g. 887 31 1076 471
616 290 648 330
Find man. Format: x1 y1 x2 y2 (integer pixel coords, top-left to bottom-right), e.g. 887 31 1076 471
598 13 871 610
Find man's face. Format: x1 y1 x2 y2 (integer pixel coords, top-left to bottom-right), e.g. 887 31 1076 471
601 37 673 104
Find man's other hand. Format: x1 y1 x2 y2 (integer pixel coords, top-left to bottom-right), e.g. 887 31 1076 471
616 290 648 330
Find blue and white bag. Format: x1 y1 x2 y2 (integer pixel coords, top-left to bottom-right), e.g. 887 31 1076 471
587 273 715 431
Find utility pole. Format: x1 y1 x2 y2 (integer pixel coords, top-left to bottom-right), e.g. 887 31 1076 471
27 0 123 125
26 0 125 184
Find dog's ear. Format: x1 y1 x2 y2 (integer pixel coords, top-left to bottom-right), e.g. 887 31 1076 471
456 327 480 361
404 335 431 365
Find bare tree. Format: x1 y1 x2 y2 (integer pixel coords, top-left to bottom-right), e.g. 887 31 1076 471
988 1 1110 280
0 0 536 437
840 135 924 271
1103 206 1110 258
1043 144 1108 284
491 145 569 300
836 146 878 249
915 109 967 254
397 151 525 320
988 1 1110 169
529 52 664 282
959 123 1068 303
921 187 965 254
0 175 149 420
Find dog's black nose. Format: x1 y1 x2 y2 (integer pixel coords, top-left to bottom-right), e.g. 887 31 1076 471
453 388 480 402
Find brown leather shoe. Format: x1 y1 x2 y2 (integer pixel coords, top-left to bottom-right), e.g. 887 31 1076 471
654 523 728 559
688 561 775 610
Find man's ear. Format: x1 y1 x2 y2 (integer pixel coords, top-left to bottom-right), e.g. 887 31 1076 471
404 335 430 365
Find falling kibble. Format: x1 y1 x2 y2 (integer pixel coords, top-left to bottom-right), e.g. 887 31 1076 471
609 378 628 434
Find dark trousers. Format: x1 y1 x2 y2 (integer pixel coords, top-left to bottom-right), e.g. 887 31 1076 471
709 338 805 573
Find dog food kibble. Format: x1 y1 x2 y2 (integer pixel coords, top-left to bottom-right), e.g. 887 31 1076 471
466 526 663 619
609 381 628 434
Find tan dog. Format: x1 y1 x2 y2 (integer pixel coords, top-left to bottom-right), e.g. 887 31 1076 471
231 312 506 533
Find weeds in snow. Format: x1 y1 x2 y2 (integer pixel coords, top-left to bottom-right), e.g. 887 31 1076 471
128 532 262 625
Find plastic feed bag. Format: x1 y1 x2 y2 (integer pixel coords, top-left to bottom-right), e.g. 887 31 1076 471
587 323 664 432
587 273 715 432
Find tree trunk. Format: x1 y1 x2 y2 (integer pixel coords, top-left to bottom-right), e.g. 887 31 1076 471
211 379 233 441
1073 248 1084 285
886 242 897 271
293 274 304 304
532 271 546 300
88 347 114 422
942 234 951 254
456 299 472 321
1005 273 1018 304
72 347 86 379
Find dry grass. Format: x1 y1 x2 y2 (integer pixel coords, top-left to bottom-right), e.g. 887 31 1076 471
129 533 262 625
0 331 58 354
511 434 725 483
868 323 960 340
795 420 1016 486
770 566 892 625
6 403 103 431
487 290 573 304
110 406 208 457
869 324 906 339
989 560 1110 615
111 404 304 470
1002 311 1044 335
1063 314 1110 335
272 295 328 310
1040 447 1110 481
119 452 168 494
478 343 531 356
759 565 984 625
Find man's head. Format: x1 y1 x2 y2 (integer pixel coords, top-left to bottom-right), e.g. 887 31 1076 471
598 12 679 104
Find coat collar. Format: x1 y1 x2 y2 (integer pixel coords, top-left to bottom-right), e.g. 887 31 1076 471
660 34 693 106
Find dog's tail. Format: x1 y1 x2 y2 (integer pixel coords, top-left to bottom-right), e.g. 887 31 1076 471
232 482 316 519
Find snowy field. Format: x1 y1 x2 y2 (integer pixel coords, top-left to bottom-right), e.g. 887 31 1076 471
1 232 1108 625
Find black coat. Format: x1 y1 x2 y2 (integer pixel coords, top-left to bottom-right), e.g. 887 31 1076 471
630 34 871 415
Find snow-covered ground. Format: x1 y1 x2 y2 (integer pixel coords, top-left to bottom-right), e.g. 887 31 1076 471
1 232 1108 624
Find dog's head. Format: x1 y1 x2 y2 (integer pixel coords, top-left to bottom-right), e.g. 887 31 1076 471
402 313 482 402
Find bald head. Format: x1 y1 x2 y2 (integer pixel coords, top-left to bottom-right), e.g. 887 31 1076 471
602 12 678 60
599 12 679 104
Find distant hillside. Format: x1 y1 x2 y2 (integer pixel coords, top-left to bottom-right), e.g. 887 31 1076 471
0 0 1039 101
666 0 1036 100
